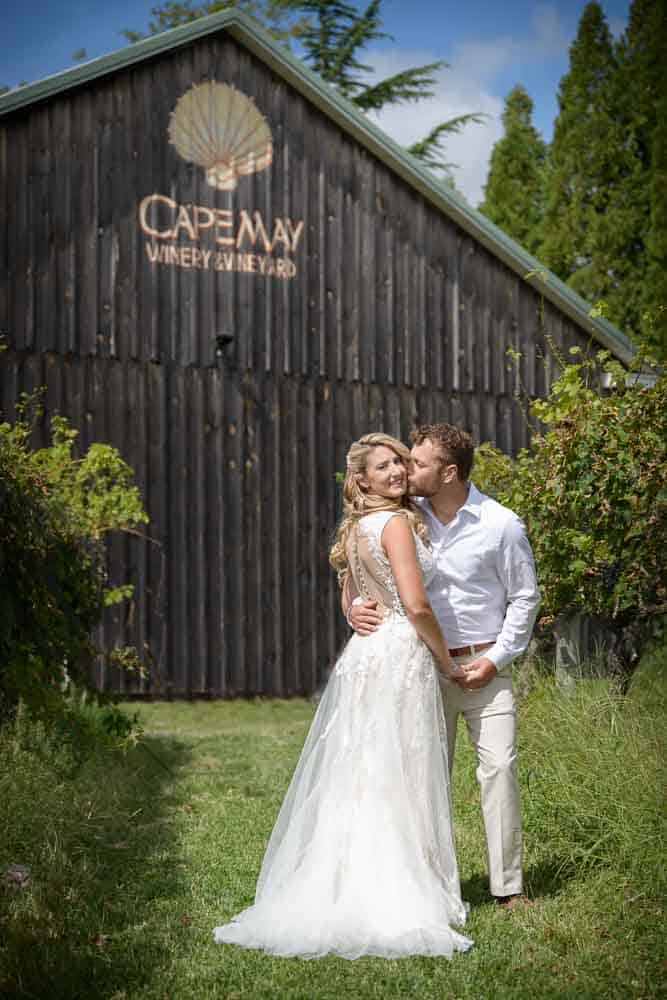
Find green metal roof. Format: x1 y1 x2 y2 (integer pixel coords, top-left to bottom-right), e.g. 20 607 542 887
0 9 635 364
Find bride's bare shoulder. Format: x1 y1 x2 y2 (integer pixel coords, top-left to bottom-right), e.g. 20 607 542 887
379 511 414 549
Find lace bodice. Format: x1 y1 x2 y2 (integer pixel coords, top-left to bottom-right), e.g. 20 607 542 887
347 511 435 617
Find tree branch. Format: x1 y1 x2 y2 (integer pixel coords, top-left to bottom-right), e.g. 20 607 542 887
408 113 488 170
353 61 446 111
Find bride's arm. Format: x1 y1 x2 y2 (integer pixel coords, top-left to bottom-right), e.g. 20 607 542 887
382 515 463 679
341 572 358 617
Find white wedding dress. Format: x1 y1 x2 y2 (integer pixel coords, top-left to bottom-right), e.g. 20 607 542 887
213 510 472 959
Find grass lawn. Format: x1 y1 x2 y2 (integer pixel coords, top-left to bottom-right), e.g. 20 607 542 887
1 649 665 999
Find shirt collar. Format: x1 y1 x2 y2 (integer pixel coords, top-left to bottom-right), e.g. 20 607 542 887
458 482 483 520
417 482 482 523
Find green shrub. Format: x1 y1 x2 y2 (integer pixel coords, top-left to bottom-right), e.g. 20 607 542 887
475 345 667 673
470 440 516 500
0 397 148 721
515 350 666 622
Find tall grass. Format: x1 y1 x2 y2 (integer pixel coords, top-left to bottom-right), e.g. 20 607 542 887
0 650 664 998
518 646 665 894
0 698 190 999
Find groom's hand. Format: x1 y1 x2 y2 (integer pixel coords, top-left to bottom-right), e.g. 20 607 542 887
455 657 498 690
348 599 382 635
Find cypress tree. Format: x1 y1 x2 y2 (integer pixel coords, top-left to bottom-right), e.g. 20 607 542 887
618 0 667 356
479 84 546 255
539 2 639 330
643 91 667 356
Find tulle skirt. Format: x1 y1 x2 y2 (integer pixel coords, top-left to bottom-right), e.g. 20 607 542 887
213 615 472 959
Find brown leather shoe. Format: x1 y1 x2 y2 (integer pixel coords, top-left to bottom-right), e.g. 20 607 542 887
495 894 532 910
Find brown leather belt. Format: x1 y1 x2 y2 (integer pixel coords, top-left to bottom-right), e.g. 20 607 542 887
449 641 494 658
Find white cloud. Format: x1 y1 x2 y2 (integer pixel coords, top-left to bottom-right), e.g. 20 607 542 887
362 5 572 207
449 4 570 83
366 60 502 205
365 50 503 206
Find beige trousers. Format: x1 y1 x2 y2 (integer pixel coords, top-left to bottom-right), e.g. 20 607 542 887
439 655 523 898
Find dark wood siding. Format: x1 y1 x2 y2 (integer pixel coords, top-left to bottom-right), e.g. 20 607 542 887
0 32 600 696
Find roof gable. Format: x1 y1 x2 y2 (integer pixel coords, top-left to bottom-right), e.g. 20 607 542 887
0 8 634 363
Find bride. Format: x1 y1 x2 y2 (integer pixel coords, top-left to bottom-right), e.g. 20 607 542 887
213 432 473 959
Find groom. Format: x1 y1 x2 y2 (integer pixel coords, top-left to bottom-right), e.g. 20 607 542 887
346 423 540 908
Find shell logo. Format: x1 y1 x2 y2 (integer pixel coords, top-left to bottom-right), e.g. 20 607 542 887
168 81 273 191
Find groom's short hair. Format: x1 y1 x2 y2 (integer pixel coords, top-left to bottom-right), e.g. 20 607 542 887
410 423 474 481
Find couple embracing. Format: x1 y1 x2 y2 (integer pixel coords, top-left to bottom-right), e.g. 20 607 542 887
215 423 540 959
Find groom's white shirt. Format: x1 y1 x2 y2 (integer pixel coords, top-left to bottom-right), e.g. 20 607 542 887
415 484 540 671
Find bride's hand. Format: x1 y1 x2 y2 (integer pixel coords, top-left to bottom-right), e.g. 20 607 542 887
439 659 466 681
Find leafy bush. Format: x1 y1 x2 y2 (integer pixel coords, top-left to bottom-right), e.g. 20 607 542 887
474 346 666 672
469 440 516 501
0 397 149 720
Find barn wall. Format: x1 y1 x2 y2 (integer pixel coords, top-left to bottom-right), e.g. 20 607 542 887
0 33 597 696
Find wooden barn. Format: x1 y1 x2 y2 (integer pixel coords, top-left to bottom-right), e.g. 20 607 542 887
0 10 634 698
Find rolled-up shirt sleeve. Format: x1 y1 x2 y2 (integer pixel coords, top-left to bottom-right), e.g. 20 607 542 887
485 516 540 670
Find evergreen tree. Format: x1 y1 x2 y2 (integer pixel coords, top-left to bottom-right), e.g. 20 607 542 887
618 0 667 355
539 2 640 332
643 90 667 355
124 0 484 175
479 84 546 255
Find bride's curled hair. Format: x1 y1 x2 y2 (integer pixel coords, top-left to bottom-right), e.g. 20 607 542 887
329 432 427 587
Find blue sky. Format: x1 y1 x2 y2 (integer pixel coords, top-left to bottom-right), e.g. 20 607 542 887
3 0 631 204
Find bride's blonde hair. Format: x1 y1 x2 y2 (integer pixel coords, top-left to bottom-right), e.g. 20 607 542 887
329 432 427 587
